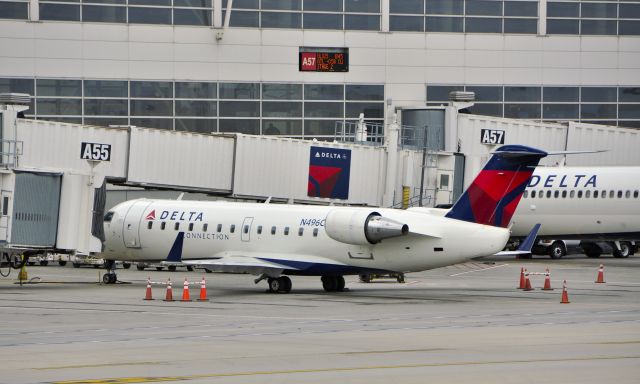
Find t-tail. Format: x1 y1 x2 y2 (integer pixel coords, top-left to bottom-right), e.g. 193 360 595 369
445 145 547 227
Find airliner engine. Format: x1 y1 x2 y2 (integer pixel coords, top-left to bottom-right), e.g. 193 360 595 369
324 209 409 246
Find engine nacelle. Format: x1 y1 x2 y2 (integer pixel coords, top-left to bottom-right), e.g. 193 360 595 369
325 209 409 246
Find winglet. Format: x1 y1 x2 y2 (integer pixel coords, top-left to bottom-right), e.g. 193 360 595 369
445 145 547 228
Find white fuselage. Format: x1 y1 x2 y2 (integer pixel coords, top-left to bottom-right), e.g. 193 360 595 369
103 199 509 275
511 166 640 240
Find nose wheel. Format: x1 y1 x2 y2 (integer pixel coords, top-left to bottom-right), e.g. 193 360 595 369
103 259 117 284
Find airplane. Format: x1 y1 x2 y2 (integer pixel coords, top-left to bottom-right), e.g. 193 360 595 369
101 145 548 291
511 166 640 258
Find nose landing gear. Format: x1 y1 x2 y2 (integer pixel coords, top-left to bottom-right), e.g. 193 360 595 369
103 259 117 284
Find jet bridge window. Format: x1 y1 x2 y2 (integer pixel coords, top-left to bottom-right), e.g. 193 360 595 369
284 226 290 235
161 222 166 230
174 223 180 230
147 221 153 230
188 223 194 231
257 225 262 234
271 226 276 235
230 224 236 233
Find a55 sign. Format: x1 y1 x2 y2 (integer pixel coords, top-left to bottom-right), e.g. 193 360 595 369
80 142 111 161
480 129 505 145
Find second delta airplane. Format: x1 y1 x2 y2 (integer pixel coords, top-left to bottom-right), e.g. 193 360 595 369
102 145 546 292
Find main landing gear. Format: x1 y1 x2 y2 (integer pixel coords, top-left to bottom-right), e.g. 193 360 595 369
267 276 292 293
321 276 345 292
103 259 117 284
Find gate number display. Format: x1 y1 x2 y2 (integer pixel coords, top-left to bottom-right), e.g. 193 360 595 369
480 129 505 145
81 142 111 161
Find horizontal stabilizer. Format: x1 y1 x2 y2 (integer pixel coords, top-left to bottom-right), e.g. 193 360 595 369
494 223 541 256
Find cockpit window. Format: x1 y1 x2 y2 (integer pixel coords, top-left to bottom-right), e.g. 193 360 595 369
104 211 114 222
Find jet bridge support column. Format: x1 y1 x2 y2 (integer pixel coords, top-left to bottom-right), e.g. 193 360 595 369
383 109 399 207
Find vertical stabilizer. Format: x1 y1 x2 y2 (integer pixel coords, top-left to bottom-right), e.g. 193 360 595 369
445 145 547 227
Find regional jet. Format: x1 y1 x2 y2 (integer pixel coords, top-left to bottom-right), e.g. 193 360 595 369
101 145 547 291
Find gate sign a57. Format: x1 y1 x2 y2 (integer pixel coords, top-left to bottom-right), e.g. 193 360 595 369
480 129 505 145
80 142 111 161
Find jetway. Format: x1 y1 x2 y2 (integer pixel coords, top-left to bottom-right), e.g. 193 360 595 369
1 95 640 260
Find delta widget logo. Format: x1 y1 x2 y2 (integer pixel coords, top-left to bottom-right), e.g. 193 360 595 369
145 210 156 220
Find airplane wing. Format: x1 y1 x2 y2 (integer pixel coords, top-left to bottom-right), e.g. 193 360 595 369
180 252 351 276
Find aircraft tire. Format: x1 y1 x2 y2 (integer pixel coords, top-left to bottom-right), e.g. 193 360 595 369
122 262 131 269
279 276 292 293
268 277 281 293
612 242 631 258
103 273 116 284
136 264 145 271
168 265 177 272
359 274 371 283
73 263 81 268
58 260 67 266
548 242 566 259
40 260 49 266
321 276 338 292
336 276 345 292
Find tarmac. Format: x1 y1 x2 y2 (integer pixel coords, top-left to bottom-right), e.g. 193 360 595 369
1 254 639 384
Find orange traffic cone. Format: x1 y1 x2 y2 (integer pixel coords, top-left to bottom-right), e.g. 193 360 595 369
181 278 192 302
163 278 173 302
542 268 553 290
560 280 570 304
518 267 525 289
523 272 533 291
143 277 154 300
198 277 209 301
595 264 606 283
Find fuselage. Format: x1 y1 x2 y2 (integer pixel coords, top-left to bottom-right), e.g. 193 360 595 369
511 166 640 240
103 199 509 275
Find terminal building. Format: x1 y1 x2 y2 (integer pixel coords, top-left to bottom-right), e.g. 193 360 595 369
0 1 639 257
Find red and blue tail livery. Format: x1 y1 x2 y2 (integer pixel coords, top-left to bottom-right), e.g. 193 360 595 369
445 145 547 228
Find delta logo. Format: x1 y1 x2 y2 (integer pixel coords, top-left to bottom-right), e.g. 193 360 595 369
145 210 156 220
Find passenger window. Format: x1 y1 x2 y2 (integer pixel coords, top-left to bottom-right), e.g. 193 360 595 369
531 191 536 198
174 222 180 230
284 226 290 235
230 224 235 233
601 190 606 198
523 190 528 198
635 191 639 198
609 190 614 198
203 223 208 232
217 224 222 232
577 191 583 198
298 227 304 236
243 225 249 234
554 190 559 198
188 223 194 231
313 228 319 237
594 191 599 198
585 190 590 198
257 225 262 234
625 190 631 198
161 222 166 230
562 190 567 198
546 190 551 198
539 190 543 198
570 191 575 198
147 221 153 229
271 226 276 235
618 190 623 198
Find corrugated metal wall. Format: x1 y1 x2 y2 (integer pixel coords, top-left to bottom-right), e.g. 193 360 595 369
126 127 235 192
233 135 385 206
566 122 640 166
11 172 61 247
